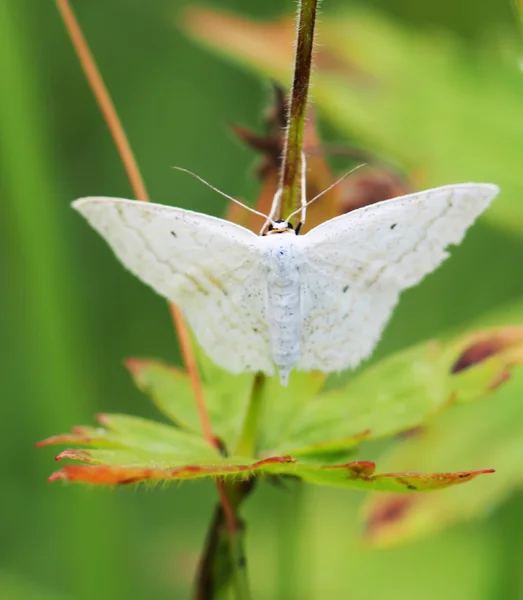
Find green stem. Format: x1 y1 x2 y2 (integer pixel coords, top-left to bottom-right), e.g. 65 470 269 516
198 3 318 596
228 511 251 600
195 482 254 600
194 372 266 598
234 374 267 458
279 0 319 221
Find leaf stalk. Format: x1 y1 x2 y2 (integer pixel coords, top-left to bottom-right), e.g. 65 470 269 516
234 374 267 458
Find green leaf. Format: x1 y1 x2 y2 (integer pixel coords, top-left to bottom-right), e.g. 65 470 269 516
41 412 493 492
125 357 254 449
42 326 522 494
273 327 523 456
38 413 219 460
257 369 326 452
125 358 200 431
48 445 492 491
363 370 523 546
294 462 493 492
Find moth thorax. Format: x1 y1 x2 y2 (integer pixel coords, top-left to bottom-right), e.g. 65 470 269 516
265 220 295 235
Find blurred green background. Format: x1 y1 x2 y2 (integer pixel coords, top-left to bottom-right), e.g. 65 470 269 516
2 0 523 598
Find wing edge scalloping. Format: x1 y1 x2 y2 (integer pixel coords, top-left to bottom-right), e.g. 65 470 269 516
73 195 275 375
303 182 500 243
295 183 500 373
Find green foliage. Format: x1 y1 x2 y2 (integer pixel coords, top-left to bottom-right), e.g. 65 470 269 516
43 326 523 495
126 357 254 448
5 1 523 597
364 370 523 546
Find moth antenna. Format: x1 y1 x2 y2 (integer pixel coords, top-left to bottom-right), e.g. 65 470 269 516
172 166 274 224
259 189 282 235
285 163 366 223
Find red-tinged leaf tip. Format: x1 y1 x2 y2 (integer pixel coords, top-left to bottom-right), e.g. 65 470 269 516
96 413 110 426
48 470 68 482
49 465 138 485
71 426 93 435
36 433 93 448
124 357 186 381
55 449 90 462
36 436 60 448
451 327 523 373
123 357 149 376
462 468 496 477
390 468 495 491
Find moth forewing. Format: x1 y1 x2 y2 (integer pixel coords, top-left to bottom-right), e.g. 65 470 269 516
73 183 499 385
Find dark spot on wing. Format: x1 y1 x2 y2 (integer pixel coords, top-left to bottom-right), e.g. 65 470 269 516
406 484 416 490
390 223 397 230
343 285 349 293
253 327 259 333
171 231 177 237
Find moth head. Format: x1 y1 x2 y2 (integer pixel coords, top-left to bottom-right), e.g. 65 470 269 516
265 220 295 235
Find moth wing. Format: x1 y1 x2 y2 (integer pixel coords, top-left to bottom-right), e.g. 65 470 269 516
73 197 273 375
298 183 499 372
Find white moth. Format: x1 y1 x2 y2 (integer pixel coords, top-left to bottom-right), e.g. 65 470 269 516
73 181 498 385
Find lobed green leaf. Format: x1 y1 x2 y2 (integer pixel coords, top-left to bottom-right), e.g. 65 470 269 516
272 327 523 456
38 413 219 460
125 356 254 449
363 370 523 546
48 447 492 492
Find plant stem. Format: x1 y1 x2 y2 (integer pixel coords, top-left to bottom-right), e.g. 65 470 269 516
55 0 149 202
234 374 267 458
227 500 252 600
279 0 318 221
196 373 266 598
195 482 254 600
